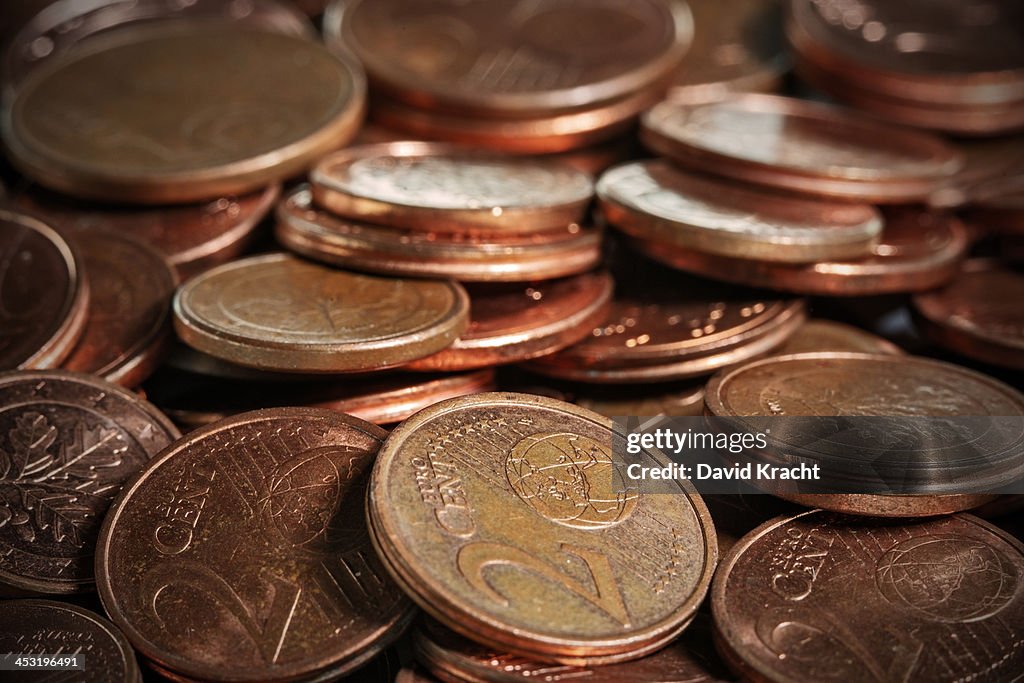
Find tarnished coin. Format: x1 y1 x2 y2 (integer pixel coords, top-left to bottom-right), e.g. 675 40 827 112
0 208 88 370
0 370 178 594
325 0 693 115
276 186 602 282
772 319 903 356
96 408 415 682
173 253 469 372
61 231 176 387
598 160 882 262
369 392 717 664
407 273 614 371
17 185 279 280
634 207 968 295
641 95 963 202
713 511 1024 683
914 259 1024 369
310 142 594 234
0 599 140 682
4 25 365 203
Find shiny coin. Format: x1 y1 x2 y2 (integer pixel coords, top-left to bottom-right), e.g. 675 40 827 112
0 600 140 682
407 273 614 371
713 511 1024 682
369 392 717 664
96 407 415 681
4 25 365 203
173 253 469 372
641 94 963 202
310 142 594 234
598 160 882 262
277 185 602 282
771 319 903 356
0 370 178 594
0 208 88 370
61 231 176 387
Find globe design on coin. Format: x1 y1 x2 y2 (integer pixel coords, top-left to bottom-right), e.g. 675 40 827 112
505 432 637 529
876 536 1017 622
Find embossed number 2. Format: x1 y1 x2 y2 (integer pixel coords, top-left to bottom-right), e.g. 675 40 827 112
457 542 631 627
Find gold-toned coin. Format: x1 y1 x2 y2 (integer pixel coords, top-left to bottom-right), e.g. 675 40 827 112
4 25 365 203
173 253 469 373
368 392 717 665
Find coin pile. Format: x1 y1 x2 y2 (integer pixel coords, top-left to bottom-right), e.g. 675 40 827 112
0 0 1022 681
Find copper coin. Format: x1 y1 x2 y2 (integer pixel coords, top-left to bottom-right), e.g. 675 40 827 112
16 185 279 280
398 667 442 683
325 0 693 115
914 259 1024 369
368 392 717 664
641 94 963 202
0 599 141 682
575 382 707 419
406 273 614 371
668 0 788 103
310 142 594 234
173 253 470 372
928 136 1024 209
4 25 365 203
634 207 969 296
771 319 904 356
277 185 603 282
60 231 176 387
0 370 178 594
0 207 88 370
713 511 1024 683
597 160 882 262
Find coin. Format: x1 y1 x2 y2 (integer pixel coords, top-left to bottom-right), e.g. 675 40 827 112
0 370 178 594
0 207 88 370
96 407 415 681
406 273 614 371
310 142 594 234
633 207 969 295
913 259 1024 369
713 511 1024 683
173 253 470 372
771 319 904 356
597 160 882 262
61 231 176 387
16 185 279 280
4 25 365 203
368 392 717 664
276 185 603 282
574 382 707 419
641 94 963 202
325 0 694 115
0 599 141 682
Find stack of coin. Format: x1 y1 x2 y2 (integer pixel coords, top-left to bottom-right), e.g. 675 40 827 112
322 0 695 153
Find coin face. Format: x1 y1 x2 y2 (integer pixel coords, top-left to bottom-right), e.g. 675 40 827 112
369 393 716 664
327 0 693 114
311 142 594 233
0 600 140 683
173 253 469 372
597 160 882 262
96 408 414 681
0 209 88 370
4 26 365 203
0 371 178 594
713 511 1024 683
61 232 176 387
771 319 903 356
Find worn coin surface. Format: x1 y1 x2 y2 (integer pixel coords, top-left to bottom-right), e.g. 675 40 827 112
0 599 141 682
4 25 365 203
0 371 178 594
96 408 414 681
713 511 1024 683
641 94 963 202
369 392 717 664
61 232 176 387
598 160 882 262
0 208 88 370
173 253 469 372
311 142 594 234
